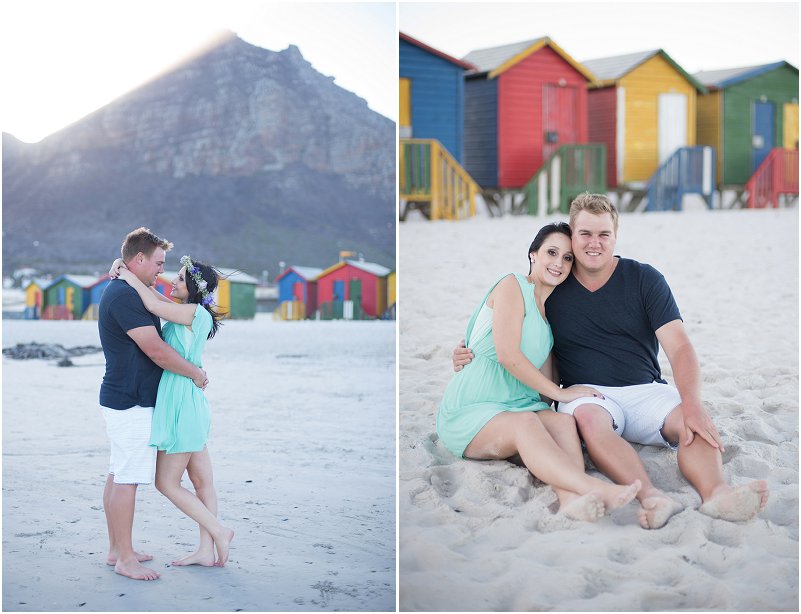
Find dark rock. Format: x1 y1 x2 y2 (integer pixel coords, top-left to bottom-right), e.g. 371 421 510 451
2 343 102 360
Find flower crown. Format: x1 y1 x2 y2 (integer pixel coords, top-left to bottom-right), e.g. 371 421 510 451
180 255 214 306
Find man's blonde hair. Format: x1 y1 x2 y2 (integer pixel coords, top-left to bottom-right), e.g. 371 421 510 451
568 192 619 233
121 227 173 262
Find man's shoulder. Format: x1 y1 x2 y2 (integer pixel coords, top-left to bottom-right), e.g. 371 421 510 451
617 257 662 278
101 280 141 305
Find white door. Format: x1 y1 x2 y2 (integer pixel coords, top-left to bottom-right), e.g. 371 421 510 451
658 93 687 163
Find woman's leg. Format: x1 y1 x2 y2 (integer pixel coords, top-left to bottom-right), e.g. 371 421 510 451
463 412 640 514
170 448 218 566
155 450 234 566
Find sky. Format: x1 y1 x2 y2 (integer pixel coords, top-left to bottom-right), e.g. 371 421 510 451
0 0 397 143
400 2 799 77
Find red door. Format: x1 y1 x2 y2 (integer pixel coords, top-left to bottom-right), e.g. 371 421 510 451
543 84 578 161
293 281 303 302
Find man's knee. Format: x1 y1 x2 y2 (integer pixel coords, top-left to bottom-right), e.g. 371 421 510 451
572 404 614 439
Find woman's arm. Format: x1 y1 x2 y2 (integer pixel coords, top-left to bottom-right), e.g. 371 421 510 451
118 268 196 326
491 276 601 404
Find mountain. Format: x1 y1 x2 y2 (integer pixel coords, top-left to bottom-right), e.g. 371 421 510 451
2 31 396 280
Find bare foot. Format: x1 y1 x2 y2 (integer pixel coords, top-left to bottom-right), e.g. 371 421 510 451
107 550 153 566
114 559 160 581
213 528 235 567
172 548 216 567
560 491 606 522
699 481 769 522
638 494 684 529
601 480 642 511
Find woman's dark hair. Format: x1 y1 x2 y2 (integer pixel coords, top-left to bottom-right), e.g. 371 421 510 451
184 260 226 339
527 222 572 274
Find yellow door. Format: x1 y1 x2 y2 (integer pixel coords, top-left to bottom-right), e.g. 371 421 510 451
784 103 799 149
399 78 412 138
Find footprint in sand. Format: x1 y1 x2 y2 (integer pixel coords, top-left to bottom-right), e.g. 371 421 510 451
428 466 458 497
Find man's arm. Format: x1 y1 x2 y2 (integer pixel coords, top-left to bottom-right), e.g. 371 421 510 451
656 319 723 451
128 326 207 388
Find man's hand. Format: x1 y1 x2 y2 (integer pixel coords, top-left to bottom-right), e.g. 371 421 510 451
452 339 474 372
682 405 724 452
193 368 209 390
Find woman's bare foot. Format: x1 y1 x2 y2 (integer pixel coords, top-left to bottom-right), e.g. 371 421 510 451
699 480 769 522
560 491 606 522
107 549 153 566
213 528 235 567
172 548 216 567
638 492 684 529
114 558 160 581
599 479 642 512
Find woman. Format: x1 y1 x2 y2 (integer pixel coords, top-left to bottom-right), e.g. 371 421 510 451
437 223 641 521
111 255 234 566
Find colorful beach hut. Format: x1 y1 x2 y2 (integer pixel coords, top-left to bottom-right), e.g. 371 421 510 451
695 61 799 186
80 275 113 320
23 279 47 319
215 269 257 320
275 266 323 320
42 274 97 320
462 37 596 190
316 259 392 320
399 32 475 162
582 49 707 188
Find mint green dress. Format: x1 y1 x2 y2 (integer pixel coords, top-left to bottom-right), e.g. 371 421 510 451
436 273 553 458
150 304 212 454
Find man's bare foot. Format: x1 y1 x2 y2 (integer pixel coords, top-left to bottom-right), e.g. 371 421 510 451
699 481 769 522
213 528 235 567
114 559 160 581
560 491 606 522
107 550 153 566
638 494 684 529
172 548 216 567
600 480 642 511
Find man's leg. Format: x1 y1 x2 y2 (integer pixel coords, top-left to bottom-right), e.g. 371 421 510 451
662 407 769 521
105 473 153 566
573 403 682 529
107 481 160 580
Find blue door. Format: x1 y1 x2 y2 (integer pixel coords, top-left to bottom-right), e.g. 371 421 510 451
752 101 775 171
333 280 345 301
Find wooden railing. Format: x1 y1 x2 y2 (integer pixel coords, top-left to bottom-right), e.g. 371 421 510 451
746 148 799 208
522 144 606 215
399 139 478 221
646 146 716 211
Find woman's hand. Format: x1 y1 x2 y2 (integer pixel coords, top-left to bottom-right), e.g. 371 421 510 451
557 385 605 404
109 258 126 279
117 266 136 285
452 339 474 372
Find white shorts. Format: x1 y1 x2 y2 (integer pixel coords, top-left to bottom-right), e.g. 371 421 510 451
101 405 156 484
557 383 682 448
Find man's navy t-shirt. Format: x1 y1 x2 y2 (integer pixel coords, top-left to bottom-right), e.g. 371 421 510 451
545 257 681 388
98 280 163 409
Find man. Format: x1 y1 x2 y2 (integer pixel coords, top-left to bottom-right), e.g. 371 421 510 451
99 227 208 580
454 193 769 529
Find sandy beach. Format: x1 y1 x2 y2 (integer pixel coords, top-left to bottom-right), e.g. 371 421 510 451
399 205 799 611
2 316 396 611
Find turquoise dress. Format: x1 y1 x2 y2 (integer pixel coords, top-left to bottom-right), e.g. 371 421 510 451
150 304 212 454
436 273 553 458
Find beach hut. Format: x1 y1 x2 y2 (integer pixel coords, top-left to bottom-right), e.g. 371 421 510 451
582 49 707 188
399 32 475 162
215 269 257 320
385 270 396 320
695 61 799 187
42 274 97 320
462 37 596 191
80 275 112 320
316 259 392 320
22 279 47 319
274 266 323 320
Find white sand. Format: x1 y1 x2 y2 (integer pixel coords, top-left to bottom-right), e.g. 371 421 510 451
399 206 799 611
2 315 395 611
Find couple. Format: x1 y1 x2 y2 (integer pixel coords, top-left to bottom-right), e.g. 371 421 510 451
98 227 233 580
439 193 769 527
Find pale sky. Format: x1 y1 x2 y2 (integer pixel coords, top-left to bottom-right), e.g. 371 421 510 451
0 0 397 143
400 2 799 78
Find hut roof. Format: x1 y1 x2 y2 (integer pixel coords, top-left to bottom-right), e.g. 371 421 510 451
23 278 50 291
400 32 476 70
463 37 597 82
582 49 707 93
47 274 100 289
218 268 259 285
694 61 798 89
275 266 324 283
317 259 392 280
